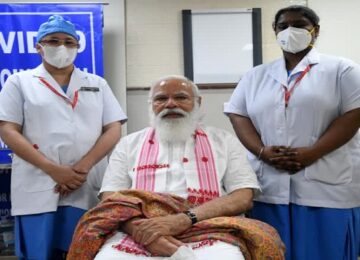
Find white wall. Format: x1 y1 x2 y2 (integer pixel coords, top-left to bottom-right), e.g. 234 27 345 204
125 0 360 134
2 0 359 134
125 0 295 88
125 0 304 133
309 0 360 62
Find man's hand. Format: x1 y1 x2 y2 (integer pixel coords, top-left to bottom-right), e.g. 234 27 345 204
131 214 192 246
121 218 185 256
145 236 184 257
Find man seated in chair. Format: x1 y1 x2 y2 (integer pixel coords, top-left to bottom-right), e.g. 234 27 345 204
68 75 284 260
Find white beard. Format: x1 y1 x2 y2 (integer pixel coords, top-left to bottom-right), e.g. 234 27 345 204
149 105 202 143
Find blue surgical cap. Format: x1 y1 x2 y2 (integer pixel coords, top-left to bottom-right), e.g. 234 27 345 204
36 15 79 43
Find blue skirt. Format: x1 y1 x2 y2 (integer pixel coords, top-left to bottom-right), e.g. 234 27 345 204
251 202 360 260
15 206 85 260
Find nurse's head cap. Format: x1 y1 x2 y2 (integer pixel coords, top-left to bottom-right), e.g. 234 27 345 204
36 15 79 43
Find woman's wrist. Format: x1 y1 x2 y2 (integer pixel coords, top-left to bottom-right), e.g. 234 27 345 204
257 146 265 160
308 145 323 162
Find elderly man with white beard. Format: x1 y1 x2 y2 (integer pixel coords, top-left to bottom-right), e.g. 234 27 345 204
69 76 284 260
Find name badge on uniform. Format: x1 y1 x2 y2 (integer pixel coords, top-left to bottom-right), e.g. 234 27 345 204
79 87 100 92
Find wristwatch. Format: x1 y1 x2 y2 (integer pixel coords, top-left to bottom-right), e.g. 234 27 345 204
183 210 198 225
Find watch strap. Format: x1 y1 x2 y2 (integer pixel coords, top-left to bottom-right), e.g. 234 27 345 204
183 210 198 225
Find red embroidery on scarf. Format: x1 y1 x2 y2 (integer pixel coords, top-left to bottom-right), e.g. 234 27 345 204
191 239 217 250
194 130 207 137
113 235 150 256
113 245 149 256
114 236 217 256
187 188 220 206
194 129 219 194
135 128 220 198
135 130 159 190
135 163 170 171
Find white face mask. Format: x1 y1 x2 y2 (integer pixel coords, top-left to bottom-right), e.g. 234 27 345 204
40 45 77 69
276 27 314 54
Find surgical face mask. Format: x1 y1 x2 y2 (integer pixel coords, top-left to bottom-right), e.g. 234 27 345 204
276 26 314 54
40 44 77 69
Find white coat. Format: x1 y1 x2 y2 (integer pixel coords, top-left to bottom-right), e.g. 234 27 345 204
0 64 127 215
224 48 360 208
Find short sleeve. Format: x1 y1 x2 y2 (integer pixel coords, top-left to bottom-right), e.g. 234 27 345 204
100 137 132 192
339 62 360 114
101 79 127 126
223 74 249 117
0 74 24 125
222 132 260 193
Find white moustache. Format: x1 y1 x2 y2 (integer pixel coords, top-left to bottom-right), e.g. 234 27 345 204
158 108 188 118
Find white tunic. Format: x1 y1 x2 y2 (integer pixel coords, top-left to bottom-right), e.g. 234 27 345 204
97 126 257 260
95 232 245 260
100 126 259 196
224 48 360 208
0 64 127 215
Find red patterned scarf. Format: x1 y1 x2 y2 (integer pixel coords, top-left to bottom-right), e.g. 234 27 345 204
67 190 285 260
135 128 220 205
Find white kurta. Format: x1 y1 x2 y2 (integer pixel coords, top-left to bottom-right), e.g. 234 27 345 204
95 232 245 260
98 126 258 260
0 64 127 215
224 48 360 208
100 126 259 195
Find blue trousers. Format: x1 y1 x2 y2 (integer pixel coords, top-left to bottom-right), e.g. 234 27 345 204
251 202 360 260
15 206 85 260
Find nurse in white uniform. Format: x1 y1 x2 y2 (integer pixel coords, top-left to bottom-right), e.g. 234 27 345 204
0 15 127 260
224 5 360 260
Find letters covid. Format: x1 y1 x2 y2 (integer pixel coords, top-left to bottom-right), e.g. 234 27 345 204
0 30 86 54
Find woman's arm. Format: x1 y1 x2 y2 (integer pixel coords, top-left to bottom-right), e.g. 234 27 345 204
228 113 300 171
0 121 86 189
72 121 122 174
228 113 264 156
285 108 360 168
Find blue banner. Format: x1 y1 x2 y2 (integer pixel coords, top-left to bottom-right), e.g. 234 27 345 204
0 3 104 162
